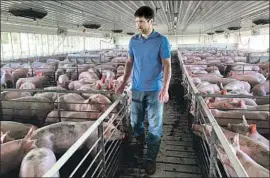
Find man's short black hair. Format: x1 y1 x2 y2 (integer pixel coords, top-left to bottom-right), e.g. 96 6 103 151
134 6 154 19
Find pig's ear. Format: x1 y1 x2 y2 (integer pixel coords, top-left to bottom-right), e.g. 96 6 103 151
36 71 43 77
85 98 93 104
231 133 240 150
249 124 257 135
242 115 248 125
1 131 9 144
220 82 224 89
238 100 245 108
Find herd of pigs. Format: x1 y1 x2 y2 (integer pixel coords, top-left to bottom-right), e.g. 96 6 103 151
180 50 269 177
0 51 131 177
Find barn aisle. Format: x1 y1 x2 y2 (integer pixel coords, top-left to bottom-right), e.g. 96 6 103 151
116 53 202 178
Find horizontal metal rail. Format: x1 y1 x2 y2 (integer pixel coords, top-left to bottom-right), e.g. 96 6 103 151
1 88 117 95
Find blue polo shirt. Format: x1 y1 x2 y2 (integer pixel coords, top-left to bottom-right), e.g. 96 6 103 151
128 30 171 91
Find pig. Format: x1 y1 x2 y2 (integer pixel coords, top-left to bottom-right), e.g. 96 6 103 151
213 97 257 107
16 76 47 89
1 131 14 143
227 115 269 147
101 70 115 80
45 110 101 123
57 74 70 89
229 73 266 87
192 124 269 170
19 147 59 177
206 66 221 75
194 75 223 84
216 134 269 177
186 65 207 71
116 66 125 76
230 134 269 177
112 57 128 64
229 70 259 76
77 64 95 73
196 82 220 94
12 68 29 82
88 68 101 79
77 84 98 99
2 96 54 126
79 71 99 81
57 93 85 110
33 120 124 158
188 70 208 75
251 80 269 96
34 92 65 102
1 91 31 100
0 127 36 174
207 98 245 110
87 94 112 112
221 81 251 93
95 77 114 91
191 77 202 86
19 82 36 90
210 109 269 121
1 69 14 88
68 80 84 90
1 121 38 141
68 79 96 91
231 63 258 71
57 93 98 112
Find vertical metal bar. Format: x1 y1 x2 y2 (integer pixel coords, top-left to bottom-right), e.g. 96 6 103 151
31 66 34 77
208 131 217 177
19 33 22 57
47 35 50 56
57 92 61 122
194 94 200 123
27 33 31 57
98 122 106 178
76 65 79 80
35 34 38 57
41 34 44 56
10 32 14 60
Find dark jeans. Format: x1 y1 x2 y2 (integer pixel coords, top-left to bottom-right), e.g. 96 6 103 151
130 89 164 161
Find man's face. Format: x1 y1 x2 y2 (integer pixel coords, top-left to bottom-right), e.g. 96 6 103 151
135 17 152 34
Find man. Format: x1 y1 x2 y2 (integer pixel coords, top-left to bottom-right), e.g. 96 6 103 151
115 6 171 175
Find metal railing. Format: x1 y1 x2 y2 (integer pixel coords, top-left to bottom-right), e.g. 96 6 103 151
177 50 249 177
1 88 130 178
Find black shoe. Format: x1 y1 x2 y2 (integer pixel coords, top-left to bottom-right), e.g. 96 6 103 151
132 143 144 158
133 134 145 157
145 160 156 175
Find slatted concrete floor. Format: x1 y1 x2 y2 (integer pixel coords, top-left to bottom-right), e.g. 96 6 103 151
116 100 202 178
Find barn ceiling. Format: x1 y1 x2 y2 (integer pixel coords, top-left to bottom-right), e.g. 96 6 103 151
1 1 269 36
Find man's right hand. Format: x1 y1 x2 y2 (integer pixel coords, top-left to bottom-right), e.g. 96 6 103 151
115 82 126 94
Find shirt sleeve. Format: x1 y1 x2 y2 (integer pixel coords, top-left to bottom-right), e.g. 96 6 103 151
159 36 171 59
128 39 134 58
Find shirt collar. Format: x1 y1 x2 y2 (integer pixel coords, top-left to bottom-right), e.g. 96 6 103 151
139 29 157 40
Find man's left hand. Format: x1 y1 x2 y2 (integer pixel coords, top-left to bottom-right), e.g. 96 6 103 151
159 88 169 103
